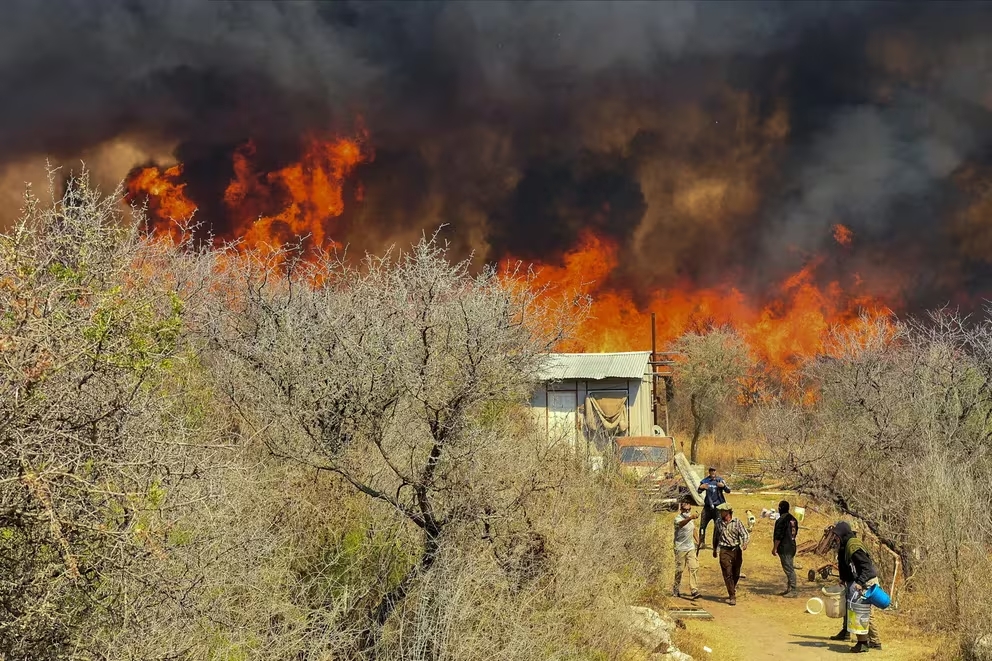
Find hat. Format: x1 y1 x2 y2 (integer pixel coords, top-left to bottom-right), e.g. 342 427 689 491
708 466 718 471
716 503 733 511
833 521 853 537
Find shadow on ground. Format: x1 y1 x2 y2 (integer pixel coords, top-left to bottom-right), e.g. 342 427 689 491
789 634 853 653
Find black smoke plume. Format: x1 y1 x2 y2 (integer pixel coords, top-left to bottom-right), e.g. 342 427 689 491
5 1 992 310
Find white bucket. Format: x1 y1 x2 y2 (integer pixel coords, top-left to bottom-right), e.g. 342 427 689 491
847 600 872 636
793 506 806 522
822 585 844 619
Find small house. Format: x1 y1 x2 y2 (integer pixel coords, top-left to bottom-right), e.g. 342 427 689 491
529 351 658 460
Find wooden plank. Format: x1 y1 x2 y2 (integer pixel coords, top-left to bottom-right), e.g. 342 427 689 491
674 452 706 506
669 608 714 620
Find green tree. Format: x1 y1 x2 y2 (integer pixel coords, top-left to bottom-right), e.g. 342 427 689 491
672 328 751 463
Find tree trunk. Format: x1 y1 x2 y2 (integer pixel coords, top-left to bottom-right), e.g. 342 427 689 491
356 525 442 656
690 392 703 463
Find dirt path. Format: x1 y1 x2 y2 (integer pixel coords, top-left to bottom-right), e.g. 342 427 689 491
668 494 940 660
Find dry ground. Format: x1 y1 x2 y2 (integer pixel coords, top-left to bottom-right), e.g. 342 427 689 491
663 493 944 660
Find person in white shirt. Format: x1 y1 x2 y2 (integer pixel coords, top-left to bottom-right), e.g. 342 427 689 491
673 499 700 599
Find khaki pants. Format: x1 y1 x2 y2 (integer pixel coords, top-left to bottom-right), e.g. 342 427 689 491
673 548 699 594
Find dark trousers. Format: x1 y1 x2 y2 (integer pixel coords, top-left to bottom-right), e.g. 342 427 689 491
719 546 743 599
779 552 797 590
699 506 721 548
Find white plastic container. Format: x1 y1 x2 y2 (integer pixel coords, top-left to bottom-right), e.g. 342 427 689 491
822 585 845 619
793 506 806 522
847 600 871 636
806 597 824 615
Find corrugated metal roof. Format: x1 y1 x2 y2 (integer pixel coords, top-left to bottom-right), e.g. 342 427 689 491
537 351 652 381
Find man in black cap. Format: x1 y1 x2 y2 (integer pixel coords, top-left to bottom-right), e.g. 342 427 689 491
697 466 731 551
829 521 882 653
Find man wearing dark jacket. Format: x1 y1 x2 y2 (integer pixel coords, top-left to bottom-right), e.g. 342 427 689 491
697 466 731 550
829 521 882 653
772 500 798 597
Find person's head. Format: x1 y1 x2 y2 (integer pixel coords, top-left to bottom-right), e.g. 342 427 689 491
833 521 854 540
680 500 693 514
778 500 790 515
717 503 733 521
708 466 717 477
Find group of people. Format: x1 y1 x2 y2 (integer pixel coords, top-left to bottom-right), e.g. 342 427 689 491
672 467 883 653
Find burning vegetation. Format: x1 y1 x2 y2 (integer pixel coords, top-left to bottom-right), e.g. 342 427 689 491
126 127 894 372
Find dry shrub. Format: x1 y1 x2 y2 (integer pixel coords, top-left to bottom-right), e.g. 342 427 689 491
763 312 992 654
380 469 665 661
1 174 667 660
0 171 228 659
681 432 769 474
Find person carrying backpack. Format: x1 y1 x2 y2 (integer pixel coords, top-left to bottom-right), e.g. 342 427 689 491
829 521 882 653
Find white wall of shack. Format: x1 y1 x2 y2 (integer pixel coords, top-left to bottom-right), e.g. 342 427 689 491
528 374 655 449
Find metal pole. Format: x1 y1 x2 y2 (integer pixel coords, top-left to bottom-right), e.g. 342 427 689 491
651 312 658 429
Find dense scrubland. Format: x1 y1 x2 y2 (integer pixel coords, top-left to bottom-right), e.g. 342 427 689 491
2 174 991 659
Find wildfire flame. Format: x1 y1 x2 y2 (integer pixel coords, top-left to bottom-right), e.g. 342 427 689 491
514 231 893 371
127 129 371 252
128 130 893 371
126 165 197 241
832 223 854 246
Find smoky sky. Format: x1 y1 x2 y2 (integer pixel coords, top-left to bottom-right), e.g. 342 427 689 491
5 0 992 309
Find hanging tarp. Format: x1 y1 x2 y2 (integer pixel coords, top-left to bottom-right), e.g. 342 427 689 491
585 391 629 435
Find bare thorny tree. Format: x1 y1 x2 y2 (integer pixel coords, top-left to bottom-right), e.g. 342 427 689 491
761 312 992 645
0 172 225 659
206 236 581 656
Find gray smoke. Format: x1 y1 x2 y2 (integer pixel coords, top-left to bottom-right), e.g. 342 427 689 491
4 1 992 309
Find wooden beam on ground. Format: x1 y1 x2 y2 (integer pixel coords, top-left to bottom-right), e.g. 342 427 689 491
669 608 714 620
674 452 706 506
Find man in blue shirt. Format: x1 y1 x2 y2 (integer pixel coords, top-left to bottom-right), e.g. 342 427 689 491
697 466 731 550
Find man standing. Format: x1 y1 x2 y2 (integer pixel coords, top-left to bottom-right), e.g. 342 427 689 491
672 500 700 599
697 466 731 550
713 502 749 605
772 500 799 597
829 521 882 653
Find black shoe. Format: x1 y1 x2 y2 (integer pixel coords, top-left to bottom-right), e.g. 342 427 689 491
778 588 791 596
689 591 700 600
851 642 869 653
830 631 851 641
868 642 882 650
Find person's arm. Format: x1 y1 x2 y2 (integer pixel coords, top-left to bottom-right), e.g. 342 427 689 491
772 519 782 555
693 527 700 548
718 478 731 493
740 520 750 551
850 549 878 586
676 513 696 528
697 478 709 493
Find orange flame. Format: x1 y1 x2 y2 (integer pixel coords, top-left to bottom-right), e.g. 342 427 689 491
129 128 893 372
832 223 854 246
514 231 894 371
126 165 197 241
127 129 371 252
